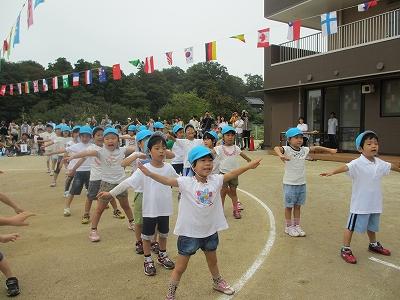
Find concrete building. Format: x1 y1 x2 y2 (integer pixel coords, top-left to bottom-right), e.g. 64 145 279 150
263 0 400 154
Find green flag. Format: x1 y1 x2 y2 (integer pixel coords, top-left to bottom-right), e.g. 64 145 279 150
62 75 69 88
129 59 142 67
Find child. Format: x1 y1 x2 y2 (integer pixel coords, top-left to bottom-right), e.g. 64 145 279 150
153 121 165 133
99 133 177 276
39 123 57 174
320 130 400 264
214 126 252 219
202 131 220 174
64 126 81 197
274 127 337 237
137 145 261 299
170 125 185 176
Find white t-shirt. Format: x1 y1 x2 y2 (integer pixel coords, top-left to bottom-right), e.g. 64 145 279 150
87 144 102 181
52 136 67 157
174 175 228 238
297 123 309 138
218 121 228 129
327 118 338 135
234 119 244 134
175 139 203 168
97 146 128 184
66 142 93 172
281 146 310 185
346 155 391 214
40 132 56 152
189 119 200 131
171 141 184 165
214 145 241 173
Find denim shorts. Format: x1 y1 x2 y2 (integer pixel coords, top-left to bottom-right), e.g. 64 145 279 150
346 213 380 233
69 171 90 195
283 184 306 208
177 232 219 256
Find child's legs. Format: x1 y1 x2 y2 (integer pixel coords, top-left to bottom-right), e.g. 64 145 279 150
221 186 229 207
85 180 100 214
65 194 74 209
91 200 108 229
117 196 133 220
142 217 157 256
135 224 142 241
284 207 293 222
0 253 13 278
227 186 238 208
366 214 380 243
133 193 143 241
64 175 73 192
343 229 354 247
367 230 376 243
170 255 190 282
157 216 170 251
109 199 118 210
204 251 219 278
51 157 57 170
46 156 50 169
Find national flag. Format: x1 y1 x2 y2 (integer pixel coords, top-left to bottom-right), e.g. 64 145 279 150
166 52 173 65
7 27 13 59
184 47 194 64
33 80 39 93
34 0 45 8
24 82 30 94
42 79 48 91
129 59 142 68
52 76 58 90
321 11 338 36
287 20 301 41
2 40 8 54
13 15 21 47
358 1 378 12
230 34 246 43
62 75 69 88
27 0 34 28
98 67 107 83
9 84 14 96
112 64 122 80
72 72 80 86
0 85 6 96
205 41 217 62
257 28 270 48
144 56 154 74
17 83 22 94
84 70 92 85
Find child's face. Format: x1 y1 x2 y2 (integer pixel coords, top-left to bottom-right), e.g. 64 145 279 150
62 131 69 137
203 138 213 149
94 131 104 144
288 135 303 149
185 127 195 140
55 129 62 137
193 156 213 177
360 138 379 157
149 141 166 163
223 133 235 145
176 129 184 139
128 131 135 136
72 131 79 140
46 127 52 133
80 134 92 144
138 140 145 152
104 134 119 150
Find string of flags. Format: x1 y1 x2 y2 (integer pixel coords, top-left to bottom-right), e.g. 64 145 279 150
1 0 381 96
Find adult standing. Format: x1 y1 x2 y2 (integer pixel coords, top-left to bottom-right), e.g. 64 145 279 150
8 121 19 143
218 116 227 130
296 117 309 146
241 110 251 150
327 112 338 148
233 115 244 149
201 111 214 134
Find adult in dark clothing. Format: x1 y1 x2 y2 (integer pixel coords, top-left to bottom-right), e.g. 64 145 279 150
201 111 214 134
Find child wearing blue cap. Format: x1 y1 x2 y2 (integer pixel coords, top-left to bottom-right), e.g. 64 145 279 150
169 125 185 175
274 127 336 237
40 123 57 175
137 145 261 299
321 130 400 264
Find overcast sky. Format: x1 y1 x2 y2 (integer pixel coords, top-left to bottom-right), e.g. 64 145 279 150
1 0 317 79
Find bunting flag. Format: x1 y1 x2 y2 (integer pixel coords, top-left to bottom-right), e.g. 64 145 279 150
85 70 92 84
129 59 142 68
62 75 69 88
288 20 301 41
257 28 270 48
42 79 48 91
17 83 22 94
7 27 13 59
166 52 173 65
98 67 107 83
205 41 217 61
24 82 30 94
144 56 154 74
358 1 378 12
27 0 34 28
230 34 246 43
2 40 8 54
112 64 122 80
72 72 79 86
9 84 14 96
33 80 39 92
52 76 58 90
321 11 338 36
13 15 21 47
34 0 45 8
0 85 6 96
184 47 194 64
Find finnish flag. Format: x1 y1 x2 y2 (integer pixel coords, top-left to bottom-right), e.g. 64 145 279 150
321 11 338 36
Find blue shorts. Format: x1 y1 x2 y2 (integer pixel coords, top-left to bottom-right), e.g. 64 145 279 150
346 213 380 233
177 232 219 256
283 184 306 208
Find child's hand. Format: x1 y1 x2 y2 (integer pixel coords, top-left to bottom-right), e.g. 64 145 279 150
248 158 262 169
8 212 35 226
137 161 151 176
329 149 338 154
320 172 333 177
0 233 20 243
14 207 24 214
138 153 147 160
279 155 290 162
66 169 75 177
97 192 113 201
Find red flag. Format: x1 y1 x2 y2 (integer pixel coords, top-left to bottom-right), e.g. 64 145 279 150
288 20 301 41
166 52 173 65
257 28 270 48
27 0 34 28
2 40 8 53
144 56 154 74
112 64 122 80
0 85 6 96
9 84 13 96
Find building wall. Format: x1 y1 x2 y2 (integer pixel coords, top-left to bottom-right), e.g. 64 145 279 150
264 0 304 18
341 0 400 24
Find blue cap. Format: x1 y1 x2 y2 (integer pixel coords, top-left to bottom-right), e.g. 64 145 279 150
355 130 377 150
285 127 303 139
136 129 153 142
72 125 81 132
127 125 137 132
79 126 93 136
172 124 183 134
154 121 164 129
54 124 62 130
103 128 119 137
137 125 147 132
221 125 236 135
188 145 213 165
204 131 218 140
61 125 71 132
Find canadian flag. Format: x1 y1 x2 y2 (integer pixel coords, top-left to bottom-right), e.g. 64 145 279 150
257 28 270 48
144 56 154 74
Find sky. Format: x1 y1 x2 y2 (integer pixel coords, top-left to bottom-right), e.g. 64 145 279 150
0 0 317 79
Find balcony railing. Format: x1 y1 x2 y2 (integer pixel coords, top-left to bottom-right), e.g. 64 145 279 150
276 8 400 63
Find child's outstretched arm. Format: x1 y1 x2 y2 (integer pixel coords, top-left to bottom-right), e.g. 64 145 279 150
310 146 337 154
166 149 175 159
224 159 262 182
0 233 20 243
97 174 140 200
391 162 400 173
137 162 179 187
66 150 97 162
320 165 349 177
0 211 35 226
45 148 66 156
121 152 147 167
273 146 290 162
0 193 24 214
240 152 251 163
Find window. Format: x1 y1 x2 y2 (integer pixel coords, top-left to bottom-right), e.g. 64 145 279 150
381 79 400 117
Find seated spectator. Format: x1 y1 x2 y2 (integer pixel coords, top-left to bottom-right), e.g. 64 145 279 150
15 133 32 156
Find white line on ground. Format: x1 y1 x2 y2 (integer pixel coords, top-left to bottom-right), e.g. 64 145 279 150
369 257 400 271
218 188 276 300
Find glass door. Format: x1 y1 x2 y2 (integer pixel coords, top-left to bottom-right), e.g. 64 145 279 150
306 89 323 145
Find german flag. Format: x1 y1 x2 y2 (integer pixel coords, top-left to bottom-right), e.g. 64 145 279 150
205 41 217 61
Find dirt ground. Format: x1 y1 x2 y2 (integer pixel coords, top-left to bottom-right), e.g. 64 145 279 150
0 152 399 300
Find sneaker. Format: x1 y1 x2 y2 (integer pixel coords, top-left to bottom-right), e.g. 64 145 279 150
63 191 70 198
81 214 90 224
63 208 71 217
46 169 51 173
233 209 241 219
157 255 175 270
89 229 100 242
151 242 160 254
144 260 157 276
341 247 357 264
50 171 54 176
295 225 306 237
237 201 244 211
128 219 135 231
284 226 299 237
165 295 176 300
212 277 235 296
50 182 56 187
6 277 20 297
135 241 144 255
113 209 125 219
368 242 391 256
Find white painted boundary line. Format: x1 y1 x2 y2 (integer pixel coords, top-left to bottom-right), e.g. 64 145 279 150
218 188 276 300
369 257 400 271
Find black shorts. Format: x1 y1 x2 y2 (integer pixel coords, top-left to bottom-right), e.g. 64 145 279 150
172 163 183 175
69 171 90 195
142 216 169 239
